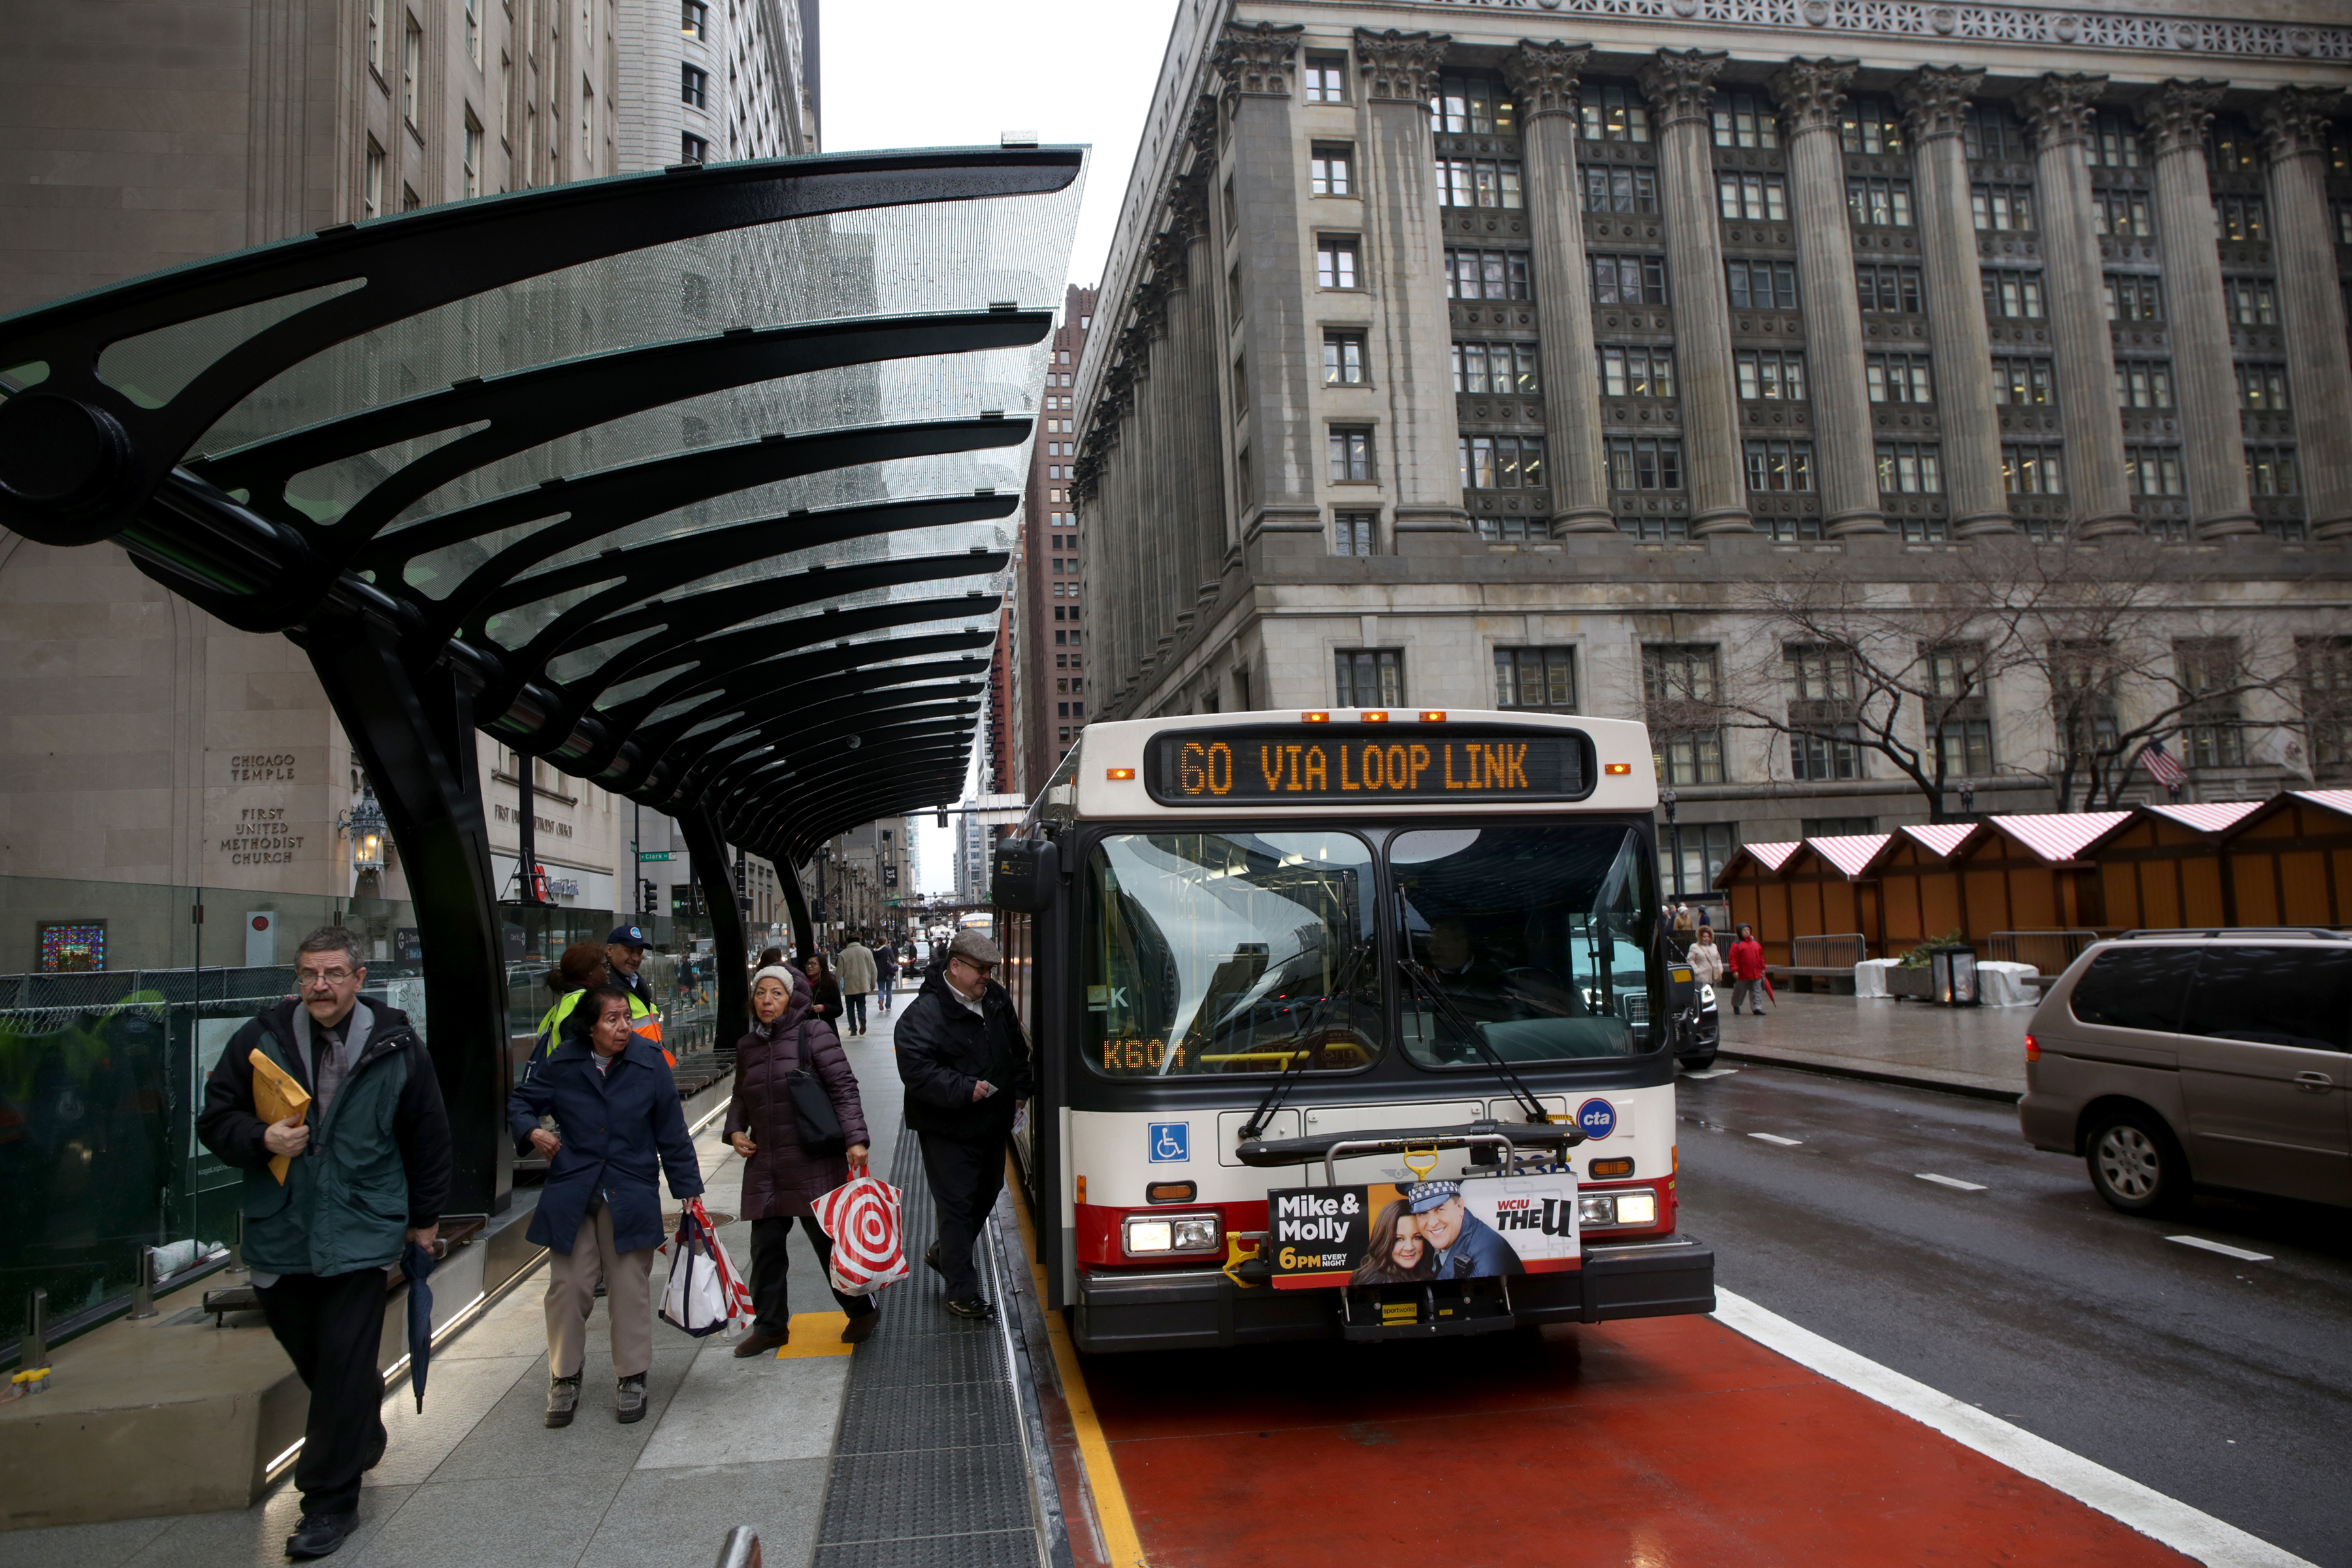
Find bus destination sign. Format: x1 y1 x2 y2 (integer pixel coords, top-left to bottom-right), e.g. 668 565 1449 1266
1147 724 1590 806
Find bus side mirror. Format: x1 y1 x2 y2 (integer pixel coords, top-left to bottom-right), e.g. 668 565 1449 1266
992 837 1058 913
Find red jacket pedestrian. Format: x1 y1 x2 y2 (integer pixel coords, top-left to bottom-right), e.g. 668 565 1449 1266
1727 934 1767 981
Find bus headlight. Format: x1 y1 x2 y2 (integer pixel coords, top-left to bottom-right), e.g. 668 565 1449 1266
1578 1191 1660 1228
1123 1214 1220 1255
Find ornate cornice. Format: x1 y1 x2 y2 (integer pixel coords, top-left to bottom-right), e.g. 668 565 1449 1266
1770 57 1857 139
1354 28 1450 104
1166 179 1210 251
2137 80 2227 159
1895 65 1984 146
1183 93 1219 169
1146 226 1190 294
2259 86 2347 164
1638 49 1726 131
2019 73 2108 152
1130 284 1169 342
1211 21 1302 102
1500 39 1590 122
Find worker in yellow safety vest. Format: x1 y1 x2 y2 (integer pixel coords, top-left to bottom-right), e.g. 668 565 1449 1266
604 923 672 1065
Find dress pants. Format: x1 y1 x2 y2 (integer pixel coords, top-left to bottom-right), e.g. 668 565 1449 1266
255 1268 391 1519
749 1215 878 1335
918 1131 1005 1302
545 1201 655 1379
843 992 868 1032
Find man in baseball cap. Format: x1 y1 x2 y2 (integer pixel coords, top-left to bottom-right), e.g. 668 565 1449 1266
604 925 669 1063
1407 1179 1523 1280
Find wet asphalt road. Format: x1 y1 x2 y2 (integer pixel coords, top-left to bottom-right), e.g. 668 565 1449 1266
1673 1062 2352 1568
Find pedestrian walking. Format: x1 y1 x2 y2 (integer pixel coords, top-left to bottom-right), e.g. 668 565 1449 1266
528 941 658 1075
800 952 844 1028
508 983 705 1429
874 939 898 1017
1669 902 1697 953
196 926 451 1560
605 924 669 1062
1687 926 1725 988
835 935 875 1037
1727 924 1769 1015
727 965 879 1353
893 928 1034 1320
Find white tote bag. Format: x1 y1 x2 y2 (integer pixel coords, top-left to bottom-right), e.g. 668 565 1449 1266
658 1204 739 1337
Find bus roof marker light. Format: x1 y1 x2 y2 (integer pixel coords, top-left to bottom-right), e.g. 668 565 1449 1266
1419 711 1446 723
1361 710 1389 723
1301 711 1330 723
1105 767 1136 781
1605 762 1633 775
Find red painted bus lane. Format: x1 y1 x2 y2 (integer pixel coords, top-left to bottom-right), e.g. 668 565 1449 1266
1079 1313 2194 1567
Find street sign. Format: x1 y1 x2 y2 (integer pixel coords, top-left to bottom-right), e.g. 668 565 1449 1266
639 851 673 862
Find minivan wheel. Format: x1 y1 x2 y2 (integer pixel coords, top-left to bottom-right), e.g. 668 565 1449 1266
2085 1111 2189 1217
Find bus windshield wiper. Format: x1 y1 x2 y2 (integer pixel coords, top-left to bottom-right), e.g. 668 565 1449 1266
1237 937 1372 1143
1399 957 1553 1125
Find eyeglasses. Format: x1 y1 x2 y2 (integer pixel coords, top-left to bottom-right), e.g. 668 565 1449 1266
296 966 355 986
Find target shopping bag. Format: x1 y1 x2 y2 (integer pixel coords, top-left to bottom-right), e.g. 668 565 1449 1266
810 1174 909 1298
659 1198 753 1336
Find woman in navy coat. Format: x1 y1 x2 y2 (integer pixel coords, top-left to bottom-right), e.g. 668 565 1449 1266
508 984 704 1428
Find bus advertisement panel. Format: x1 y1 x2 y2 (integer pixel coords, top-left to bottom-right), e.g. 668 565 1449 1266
1268 1174 1581 1288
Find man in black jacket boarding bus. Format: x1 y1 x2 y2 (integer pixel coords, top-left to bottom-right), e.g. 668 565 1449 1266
893 928 1034 1320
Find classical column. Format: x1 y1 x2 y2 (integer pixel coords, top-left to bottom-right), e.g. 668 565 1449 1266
1772 57 1885 536
2019 73 2135 536
1503 39 1612 535
1356 27 1468 547
2260 87 2352 540
2137 81 2257 540
1897 67 2010 536
1640 48 1751 534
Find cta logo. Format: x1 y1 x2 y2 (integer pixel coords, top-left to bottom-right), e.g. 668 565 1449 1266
1575 1098 1618 1140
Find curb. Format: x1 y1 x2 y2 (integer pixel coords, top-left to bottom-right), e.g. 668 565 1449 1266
1712 1049 2024 1105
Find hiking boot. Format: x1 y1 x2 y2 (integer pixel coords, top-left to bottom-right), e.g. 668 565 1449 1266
615 1373 648 1424
732 1330 788 1358
944 1296 996 1321
285 1512 357 1560
545 1373 581 1428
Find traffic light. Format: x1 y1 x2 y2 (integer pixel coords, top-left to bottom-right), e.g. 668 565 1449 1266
936 808 950 828
640 878 658 915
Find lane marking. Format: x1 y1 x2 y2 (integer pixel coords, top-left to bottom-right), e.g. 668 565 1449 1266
1682 1067 1739 1079
1916 1173 1987 1191
1713 1288 2315 1568
1748 1132 1802 1145
2168 1235 2274 1263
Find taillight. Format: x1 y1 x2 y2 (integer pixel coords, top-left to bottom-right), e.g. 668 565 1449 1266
2024 1033 2040 1063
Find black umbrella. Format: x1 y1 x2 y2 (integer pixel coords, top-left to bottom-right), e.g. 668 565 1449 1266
401 1241 436 1413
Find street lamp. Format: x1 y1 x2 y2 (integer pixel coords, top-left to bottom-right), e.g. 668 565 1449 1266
338 784 388 872
1658 787 1678 826
1958 779 1976 817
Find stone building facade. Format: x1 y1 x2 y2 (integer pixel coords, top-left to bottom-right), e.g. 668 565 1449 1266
1074 0 2352 904
998 286 1098 795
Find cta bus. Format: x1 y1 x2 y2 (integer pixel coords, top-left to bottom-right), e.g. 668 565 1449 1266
993 707 1715 1352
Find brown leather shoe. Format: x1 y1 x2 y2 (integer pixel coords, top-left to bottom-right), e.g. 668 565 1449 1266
840 1311 881 1345
732 1330 788 1358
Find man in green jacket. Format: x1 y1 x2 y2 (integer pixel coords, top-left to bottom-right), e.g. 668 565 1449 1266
198 926 451 1560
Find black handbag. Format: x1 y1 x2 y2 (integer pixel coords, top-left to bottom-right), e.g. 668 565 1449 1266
778 1022 847 1155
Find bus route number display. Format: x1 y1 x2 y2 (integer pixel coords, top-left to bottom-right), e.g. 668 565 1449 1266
1149 725 1590 805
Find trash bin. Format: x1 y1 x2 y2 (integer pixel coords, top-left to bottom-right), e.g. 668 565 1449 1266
1928 945 1979 1007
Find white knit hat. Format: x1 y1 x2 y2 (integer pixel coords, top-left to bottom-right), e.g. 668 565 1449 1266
751 964 798 993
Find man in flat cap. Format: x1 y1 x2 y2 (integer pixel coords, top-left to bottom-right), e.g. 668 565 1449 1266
1408 1180 1524 1280
894 928 1034 1319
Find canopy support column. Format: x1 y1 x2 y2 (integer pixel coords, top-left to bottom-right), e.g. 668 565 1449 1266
683 805 750 1048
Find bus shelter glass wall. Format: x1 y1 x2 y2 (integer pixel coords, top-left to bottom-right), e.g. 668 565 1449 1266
1393 826 1656 1063
1085 832 1384 1078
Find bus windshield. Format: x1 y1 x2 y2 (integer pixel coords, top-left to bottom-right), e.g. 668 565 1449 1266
1085 831 1383 1077
1392 825 1654 1064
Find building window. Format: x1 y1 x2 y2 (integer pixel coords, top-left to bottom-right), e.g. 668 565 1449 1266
1446 248 1530 301
1963 106 2023 161
462 112 483 198
1865 353 1931 404
1609 437 1683 491
2225 278 2278 327
1720 172 1789 221
1303 50 1348 103
1495 647 1578 711
498 53 512 143
1330 426 1375 483
2236 363 2290 411
402 184 421 211
1453 341 1539 395
2002 444 2065 495
1601 346 1676 398
1848 264 1919 316
680 131 708 164
402 15 423 125
1840 98 1906 155
1933 721 1995 779
1437 157 1523 209
1663 823 1737 898
1712 91 1779 149
1846 177 1913 228
1982 269 2045 319
1725 259 1797 311
681 63 708 108
2214 195 2266 243
2092 191 2152 238
1429 74 1515 135
1591 255 1667 306
581 80 595 161
2104 274 2163 323
2176 640 2247 768
1584 167 1658 214
1971 184 2034 232
1744 440 1815 493
1579 84 1649 143
464 0 482 65
1803 817 1877 837
2246 446 2298 496
1991 357 2055 405
2113 361 2174 409
1925 645 1993 776
1791 727 1865 781
1644 645 1724 785
1310 144 1353 197
1323 331 1368 386
2125 446 2183 497
1316 236 1360 290
1335 649 1405 708
367 0 384 72
1232 353 1249 414
1875 442 1941 494
1734 349 1803 402
2087 112 2142 169
1459 434 1545 491
1228 264 1243 320
680 0 706 37
2296 636 2352 774
1333 511 1377 556
364 137 385 217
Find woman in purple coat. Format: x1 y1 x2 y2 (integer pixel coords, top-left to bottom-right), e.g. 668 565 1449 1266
727 964 879 1352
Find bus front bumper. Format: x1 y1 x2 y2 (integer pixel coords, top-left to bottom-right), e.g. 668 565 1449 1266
1070 1233 1716 1354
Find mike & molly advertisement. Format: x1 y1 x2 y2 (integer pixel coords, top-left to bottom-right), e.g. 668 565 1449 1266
1266 1175 1580 1290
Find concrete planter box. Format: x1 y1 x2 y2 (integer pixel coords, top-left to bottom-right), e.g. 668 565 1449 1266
1886 966 1935 1000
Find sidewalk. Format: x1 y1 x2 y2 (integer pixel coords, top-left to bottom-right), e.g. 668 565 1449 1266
1710 990 2033 1097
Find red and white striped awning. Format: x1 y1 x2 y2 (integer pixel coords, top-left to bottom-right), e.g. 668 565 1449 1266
2290 789 2352 819
1987 811 2134 863
1898 822 1976 859
1807 833 1892 879
2142 800 2264 835
1728 840 1802 875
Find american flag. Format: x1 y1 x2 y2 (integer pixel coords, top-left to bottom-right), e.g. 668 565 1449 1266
2138 740 2187 789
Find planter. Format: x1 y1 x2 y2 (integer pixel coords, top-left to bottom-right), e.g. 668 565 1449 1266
1886 966 1935 1000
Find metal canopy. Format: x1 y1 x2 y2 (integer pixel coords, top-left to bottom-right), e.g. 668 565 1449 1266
0 146 1084 1214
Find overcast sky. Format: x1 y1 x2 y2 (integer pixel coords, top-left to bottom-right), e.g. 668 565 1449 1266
821 0 1181 894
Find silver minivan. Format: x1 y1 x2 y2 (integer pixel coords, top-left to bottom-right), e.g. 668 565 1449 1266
2019 930 2352 1215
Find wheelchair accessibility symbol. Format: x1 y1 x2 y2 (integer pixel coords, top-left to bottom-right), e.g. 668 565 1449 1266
1147 1122 1190 1163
